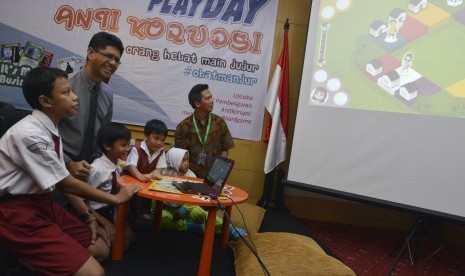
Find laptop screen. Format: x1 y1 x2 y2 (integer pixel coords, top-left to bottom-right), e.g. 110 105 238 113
204 157 234 192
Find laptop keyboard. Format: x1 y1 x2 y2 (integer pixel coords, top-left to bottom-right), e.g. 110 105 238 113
182 181 212 193
174 181 189 190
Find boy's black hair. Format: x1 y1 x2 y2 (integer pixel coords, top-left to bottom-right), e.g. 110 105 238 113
188 84 209 109
97 122 131 152
88 31 124 56
22 67 68 110
144 119 168 137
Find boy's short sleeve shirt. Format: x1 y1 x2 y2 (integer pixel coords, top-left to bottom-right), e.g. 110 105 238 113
126 140 167 169
87 155 120 210
0 110 69 196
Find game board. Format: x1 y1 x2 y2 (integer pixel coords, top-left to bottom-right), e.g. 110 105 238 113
308 0 465 118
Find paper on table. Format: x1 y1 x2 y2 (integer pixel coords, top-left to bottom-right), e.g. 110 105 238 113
149 178 183 194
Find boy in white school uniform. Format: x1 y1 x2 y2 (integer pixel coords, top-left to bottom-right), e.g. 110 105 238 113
126 119 167 182
0 67 140 275
126 119 167 220
86 122 135 249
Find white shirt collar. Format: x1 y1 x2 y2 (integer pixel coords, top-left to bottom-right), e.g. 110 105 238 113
32 109 60 137
99 154 120 171
141 140 163 157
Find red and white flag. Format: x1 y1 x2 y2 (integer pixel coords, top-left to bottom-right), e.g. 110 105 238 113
264 23 289 174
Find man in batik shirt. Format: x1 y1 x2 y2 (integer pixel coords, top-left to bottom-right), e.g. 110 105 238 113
175 84 235 178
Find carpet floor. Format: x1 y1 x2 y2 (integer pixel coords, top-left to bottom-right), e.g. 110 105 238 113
8 210 464 275
301 219 465 276
1 209 324 276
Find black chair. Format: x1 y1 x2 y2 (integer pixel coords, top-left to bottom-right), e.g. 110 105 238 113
0 108 32 138
0 101 15 110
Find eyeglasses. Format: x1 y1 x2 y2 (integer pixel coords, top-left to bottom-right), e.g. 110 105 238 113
92 48 121 65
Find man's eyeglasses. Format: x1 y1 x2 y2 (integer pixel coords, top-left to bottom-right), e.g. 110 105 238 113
92 48 121 65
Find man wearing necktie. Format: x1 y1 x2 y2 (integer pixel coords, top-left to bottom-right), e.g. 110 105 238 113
59 32 124 181
57 32 125 238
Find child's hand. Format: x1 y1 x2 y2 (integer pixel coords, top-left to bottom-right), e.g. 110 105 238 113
114 184 141 204
85 216 98 245
144 174 155 181
151 171 163 180
137 174 152 182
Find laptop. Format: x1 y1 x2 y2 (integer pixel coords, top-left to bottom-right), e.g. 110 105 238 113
173 157 234 195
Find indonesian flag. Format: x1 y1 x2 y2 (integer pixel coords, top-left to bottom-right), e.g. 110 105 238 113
264 25 289 174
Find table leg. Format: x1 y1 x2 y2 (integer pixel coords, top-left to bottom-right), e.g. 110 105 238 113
198 207 217 276
112 202 128 260
220 206 232 249
153 200 163 234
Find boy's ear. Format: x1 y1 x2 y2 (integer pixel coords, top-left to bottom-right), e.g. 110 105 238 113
38 95 52 109
194 100 201 108
103 142 112 152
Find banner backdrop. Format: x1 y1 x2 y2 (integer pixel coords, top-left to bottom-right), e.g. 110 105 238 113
0 0 278 141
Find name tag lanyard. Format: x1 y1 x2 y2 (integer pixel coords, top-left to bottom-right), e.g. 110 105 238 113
193 113 211 165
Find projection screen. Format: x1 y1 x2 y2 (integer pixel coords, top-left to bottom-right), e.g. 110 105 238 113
287 0 465 221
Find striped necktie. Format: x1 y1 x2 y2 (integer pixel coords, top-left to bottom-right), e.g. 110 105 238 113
80 84 99 163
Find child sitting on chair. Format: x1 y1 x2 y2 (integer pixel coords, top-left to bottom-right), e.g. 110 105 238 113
160 147 246 240
126 119 167 220
86 122 136 249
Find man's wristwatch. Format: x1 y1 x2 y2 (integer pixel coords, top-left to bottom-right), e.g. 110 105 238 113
79 209 93 221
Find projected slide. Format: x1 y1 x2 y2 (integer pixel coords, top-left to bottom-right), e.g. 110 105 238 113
308 0 465 118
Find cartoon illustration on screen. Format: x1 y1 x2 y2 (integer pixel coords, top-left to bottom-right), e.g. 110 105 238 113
408 0 428 13
366 59 383 77
385 19 403 43
317 23 330 67
310 87 329 104
447 0 463 7
308 0 465 117
399 82 418 101
401 52 414 75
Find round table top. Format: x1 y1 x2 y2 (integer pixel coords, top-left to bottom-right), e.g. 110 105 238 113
118 175 248 207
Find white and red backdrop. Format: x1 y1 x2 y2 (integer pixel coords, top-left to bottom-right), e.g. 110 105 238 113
0 0 279 141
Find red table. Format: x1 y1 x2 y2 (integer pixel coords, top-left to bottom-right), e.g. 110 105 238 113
111 175 248 276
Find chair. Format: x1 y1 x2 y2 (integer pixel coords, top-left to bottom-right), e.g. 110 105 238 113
0 101 15 110
0 108 32 138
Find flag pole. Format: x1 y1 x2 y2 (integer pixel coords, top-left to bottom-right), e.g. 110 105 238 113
284 18 289 30
258 19 290 210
